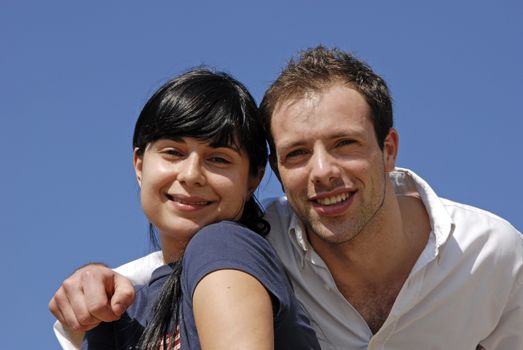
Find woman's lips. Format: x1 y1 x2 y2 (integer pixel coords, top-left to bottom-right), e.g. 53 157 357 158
166 194 213 211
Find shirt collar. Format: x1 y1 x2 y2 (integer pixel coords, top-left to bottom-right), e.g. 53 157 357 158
286 167 455 258
391 167 454 257
289 213 310 252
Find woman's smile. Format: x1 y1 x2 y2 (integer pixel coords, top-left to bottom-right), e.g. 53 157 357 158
166 193 214 212
134 137 260 255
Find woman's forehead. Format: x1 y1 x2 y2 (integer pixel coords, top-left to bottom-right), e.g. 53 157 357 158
152 136 243 153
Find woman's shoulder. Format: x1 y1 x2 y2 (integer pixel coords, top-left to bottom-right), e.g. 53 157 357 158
197 220 259 235
181 221 284 291
186 220 269 253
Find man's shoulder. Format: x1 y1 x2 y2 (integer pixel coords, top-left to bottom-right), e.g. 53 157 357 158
442 197 520 235
441 197 522 261
392 167 521 243
263 196 292 234
262 196 288 211
263 196 291 219
262 196 296 246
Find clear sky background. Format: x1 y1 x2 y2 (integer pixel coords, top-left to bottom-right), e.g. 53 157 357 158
1 1 521 347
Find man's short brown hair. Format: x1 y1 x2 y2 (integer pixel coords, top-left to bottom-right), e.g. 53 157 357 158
260 46 393 156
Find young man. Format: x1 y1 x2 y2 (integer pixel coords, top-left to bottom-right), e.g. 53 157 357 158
50 47 523 349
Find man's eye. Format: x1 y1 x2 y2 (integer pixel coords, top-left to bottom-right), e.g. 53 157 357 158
336 139 355 147
281 149 309 165
286 149 307 159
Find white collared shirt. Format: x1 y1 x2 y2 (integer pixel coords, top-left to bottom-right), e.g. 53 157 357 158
54 168 523 350
265 168 523 349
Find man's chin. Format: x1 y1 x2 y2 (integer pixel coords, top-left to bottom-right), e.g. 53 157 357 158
306 219 358 246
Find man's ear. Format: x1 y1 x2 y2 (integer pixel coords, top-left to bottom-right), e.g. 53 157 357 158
133 148 143 188
382 128 399 172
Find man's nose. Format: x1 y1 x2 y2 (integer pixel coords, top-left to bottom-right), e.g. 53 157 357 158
309 146 341 187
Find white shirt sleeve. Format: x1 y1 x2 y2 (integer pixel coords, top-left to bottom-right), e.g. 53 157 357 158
53 251 163 349
479 237 523 349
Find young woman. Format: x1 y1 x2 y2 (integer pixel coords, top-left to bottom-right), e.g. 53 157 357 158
81 69 320 350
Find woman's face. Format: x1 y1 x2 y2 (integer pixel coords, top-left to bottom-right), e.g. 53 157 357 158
134 137 262 261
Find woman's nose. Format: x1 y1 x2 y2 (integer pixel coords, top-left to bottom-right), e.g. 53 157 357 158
177 153 206 186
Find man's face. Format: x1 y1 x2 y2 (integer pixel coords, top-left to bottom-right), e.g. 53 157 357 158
270 83 397 244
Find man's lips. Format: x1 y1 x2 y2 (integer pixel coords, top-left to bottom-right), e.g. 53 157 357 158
310 189 356 216
310 189 354 205
314 192 350 205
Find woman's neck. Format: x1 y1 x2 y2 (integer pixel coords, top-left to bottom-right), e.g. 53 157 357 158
159 234 188 263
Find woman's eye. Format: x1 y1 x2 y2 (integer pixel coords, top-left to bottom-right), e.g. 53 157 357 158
208 156 231 164
163 149 184 158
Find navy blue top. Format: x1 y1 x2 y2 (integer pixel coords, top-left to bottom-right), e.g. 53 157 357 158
82 221 320 349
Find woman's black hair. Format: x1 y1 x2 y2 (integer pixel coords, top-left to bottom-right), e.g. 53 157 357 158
134 68 269 348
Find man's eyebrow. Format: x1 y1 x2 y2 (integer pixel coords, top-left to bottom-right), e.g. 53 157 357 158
336 129 353 135
328 130 362 139
277 130 359 151
277 140 307 152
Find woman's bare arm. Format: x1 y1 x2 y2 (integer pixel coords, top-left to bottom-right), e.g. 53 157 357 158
193 269 274 350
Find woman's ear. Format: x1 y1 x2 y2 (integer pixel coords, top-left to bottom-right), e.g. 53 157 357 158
133 148 143 188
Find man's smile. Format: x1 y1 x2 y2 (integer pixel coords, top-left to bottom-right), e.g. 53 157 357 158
309 189 356 216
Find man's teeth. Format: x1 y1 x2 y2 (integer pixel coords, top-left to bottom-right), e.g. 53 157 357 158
316 193 349 206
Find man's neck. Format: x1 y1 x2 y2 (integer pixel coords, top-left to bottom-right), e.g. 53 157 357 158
308 186 431 333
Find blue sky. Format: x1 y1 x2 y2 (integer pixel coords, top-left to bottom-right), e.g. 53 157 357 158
1 1 521 348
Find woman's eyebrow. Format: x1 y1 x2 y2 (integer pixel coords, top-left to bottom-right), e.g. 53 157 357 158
165 136 185 143
212 145 242 156
207 141 241 154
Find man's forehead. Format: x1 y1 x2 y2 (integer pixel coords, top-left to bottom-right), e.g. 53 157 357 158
269 84 374 150
272 92 322 124
272 84 333 115
272 82 367 116
274 123 368 148
271 85 370 126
